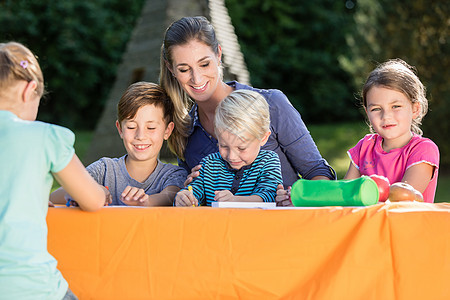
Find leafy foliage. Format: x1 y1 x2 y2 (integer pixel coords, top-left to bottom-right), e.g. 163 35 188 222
225 0 361 123
227 0 449 166
1 0 447 167
0 0 145 129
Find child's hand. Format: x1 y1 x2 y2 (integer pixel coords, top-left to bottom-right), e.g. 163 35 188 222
120 186 149 206
65 193 79 207
67 200 79 207
175 189 198 207
276 184 293 207
48 200 55 207
214 190 234 202
184 164 202 187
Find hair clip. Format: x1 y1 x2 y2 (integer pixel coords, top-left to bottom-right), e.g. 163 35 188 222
20 60 29 69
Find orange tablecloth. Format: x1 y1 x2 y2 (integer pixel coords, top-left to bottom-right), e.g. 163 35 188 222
47 202 450 300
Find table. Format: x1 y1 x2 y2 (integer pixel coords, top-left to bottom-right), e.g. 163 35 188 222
47 202 450 300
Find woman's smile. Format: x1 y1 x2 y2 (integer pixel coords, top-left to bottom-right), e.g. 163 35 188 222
190 81 208 92
170 40 221 102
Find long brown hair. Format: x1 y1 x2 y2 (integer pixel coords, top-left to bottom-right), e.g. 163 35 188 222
159 16 220 159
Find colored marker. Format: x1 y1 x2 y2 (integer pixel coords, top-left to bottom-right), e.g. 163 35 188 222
105 186 109 206
188 185 196 207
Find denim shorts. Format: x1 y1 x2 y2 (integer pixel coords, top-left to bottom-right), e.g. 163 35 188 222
62 288 78 300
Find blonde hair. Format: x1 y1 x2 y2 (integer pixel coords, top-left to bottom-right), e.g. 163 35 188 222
214 89 270 141
0 42 44 98
362 59 428 135
159 16 222 160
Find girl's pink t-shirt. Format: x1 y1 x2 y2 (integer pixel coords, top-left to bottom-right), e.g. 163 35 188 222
347 133 440 203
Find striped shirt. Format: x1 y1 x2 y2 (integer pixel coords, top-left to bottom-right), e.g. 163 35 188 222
187 150 283 206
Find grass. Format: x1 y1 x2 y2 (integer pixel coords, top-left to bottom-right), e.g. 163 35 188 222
308 122 370 179
68 124 448 203
73 130 94 161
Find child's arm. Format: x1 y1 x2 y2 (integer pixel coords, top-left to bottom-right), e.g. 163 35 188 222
50 184 111 207
175 157 208 206
345 139 364 180
401 162 435 194
344 162 361 179
147 186 181 206
214 190 264 202
175 188 199 207
121 185 181 206
52 154 107 211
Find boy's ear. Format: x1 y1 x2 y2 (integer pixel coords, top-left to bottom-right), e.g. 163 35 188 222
164 121 175 140
115 120 123 138
259 131 271 146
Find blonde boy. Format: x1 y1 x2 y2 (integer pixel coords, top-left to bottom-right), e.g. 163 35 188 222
175 89 282 206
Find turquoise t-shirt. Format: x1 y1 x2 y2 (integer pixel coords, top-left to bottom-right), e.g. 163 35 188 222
0 110 74 299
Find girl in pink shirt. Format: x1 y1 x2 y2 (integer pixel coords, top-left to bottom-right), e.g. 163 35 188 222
345 59 439 203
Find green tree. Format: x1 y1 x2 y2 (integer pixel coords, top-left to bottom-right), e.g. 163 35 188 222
0 0 145 129
225 0 361 123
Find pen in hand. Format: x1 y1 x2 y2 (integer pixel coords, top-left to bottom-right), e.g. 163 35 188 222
188 185 196 207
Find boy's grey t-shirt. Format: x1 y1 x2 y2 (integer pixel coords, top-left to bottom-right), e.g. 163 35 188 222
86 155 188 205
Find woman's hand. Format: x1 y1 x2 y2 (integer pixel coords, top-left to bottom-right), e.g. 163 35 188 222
175 189 198 207
276 184 293 207
184 164 202 187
